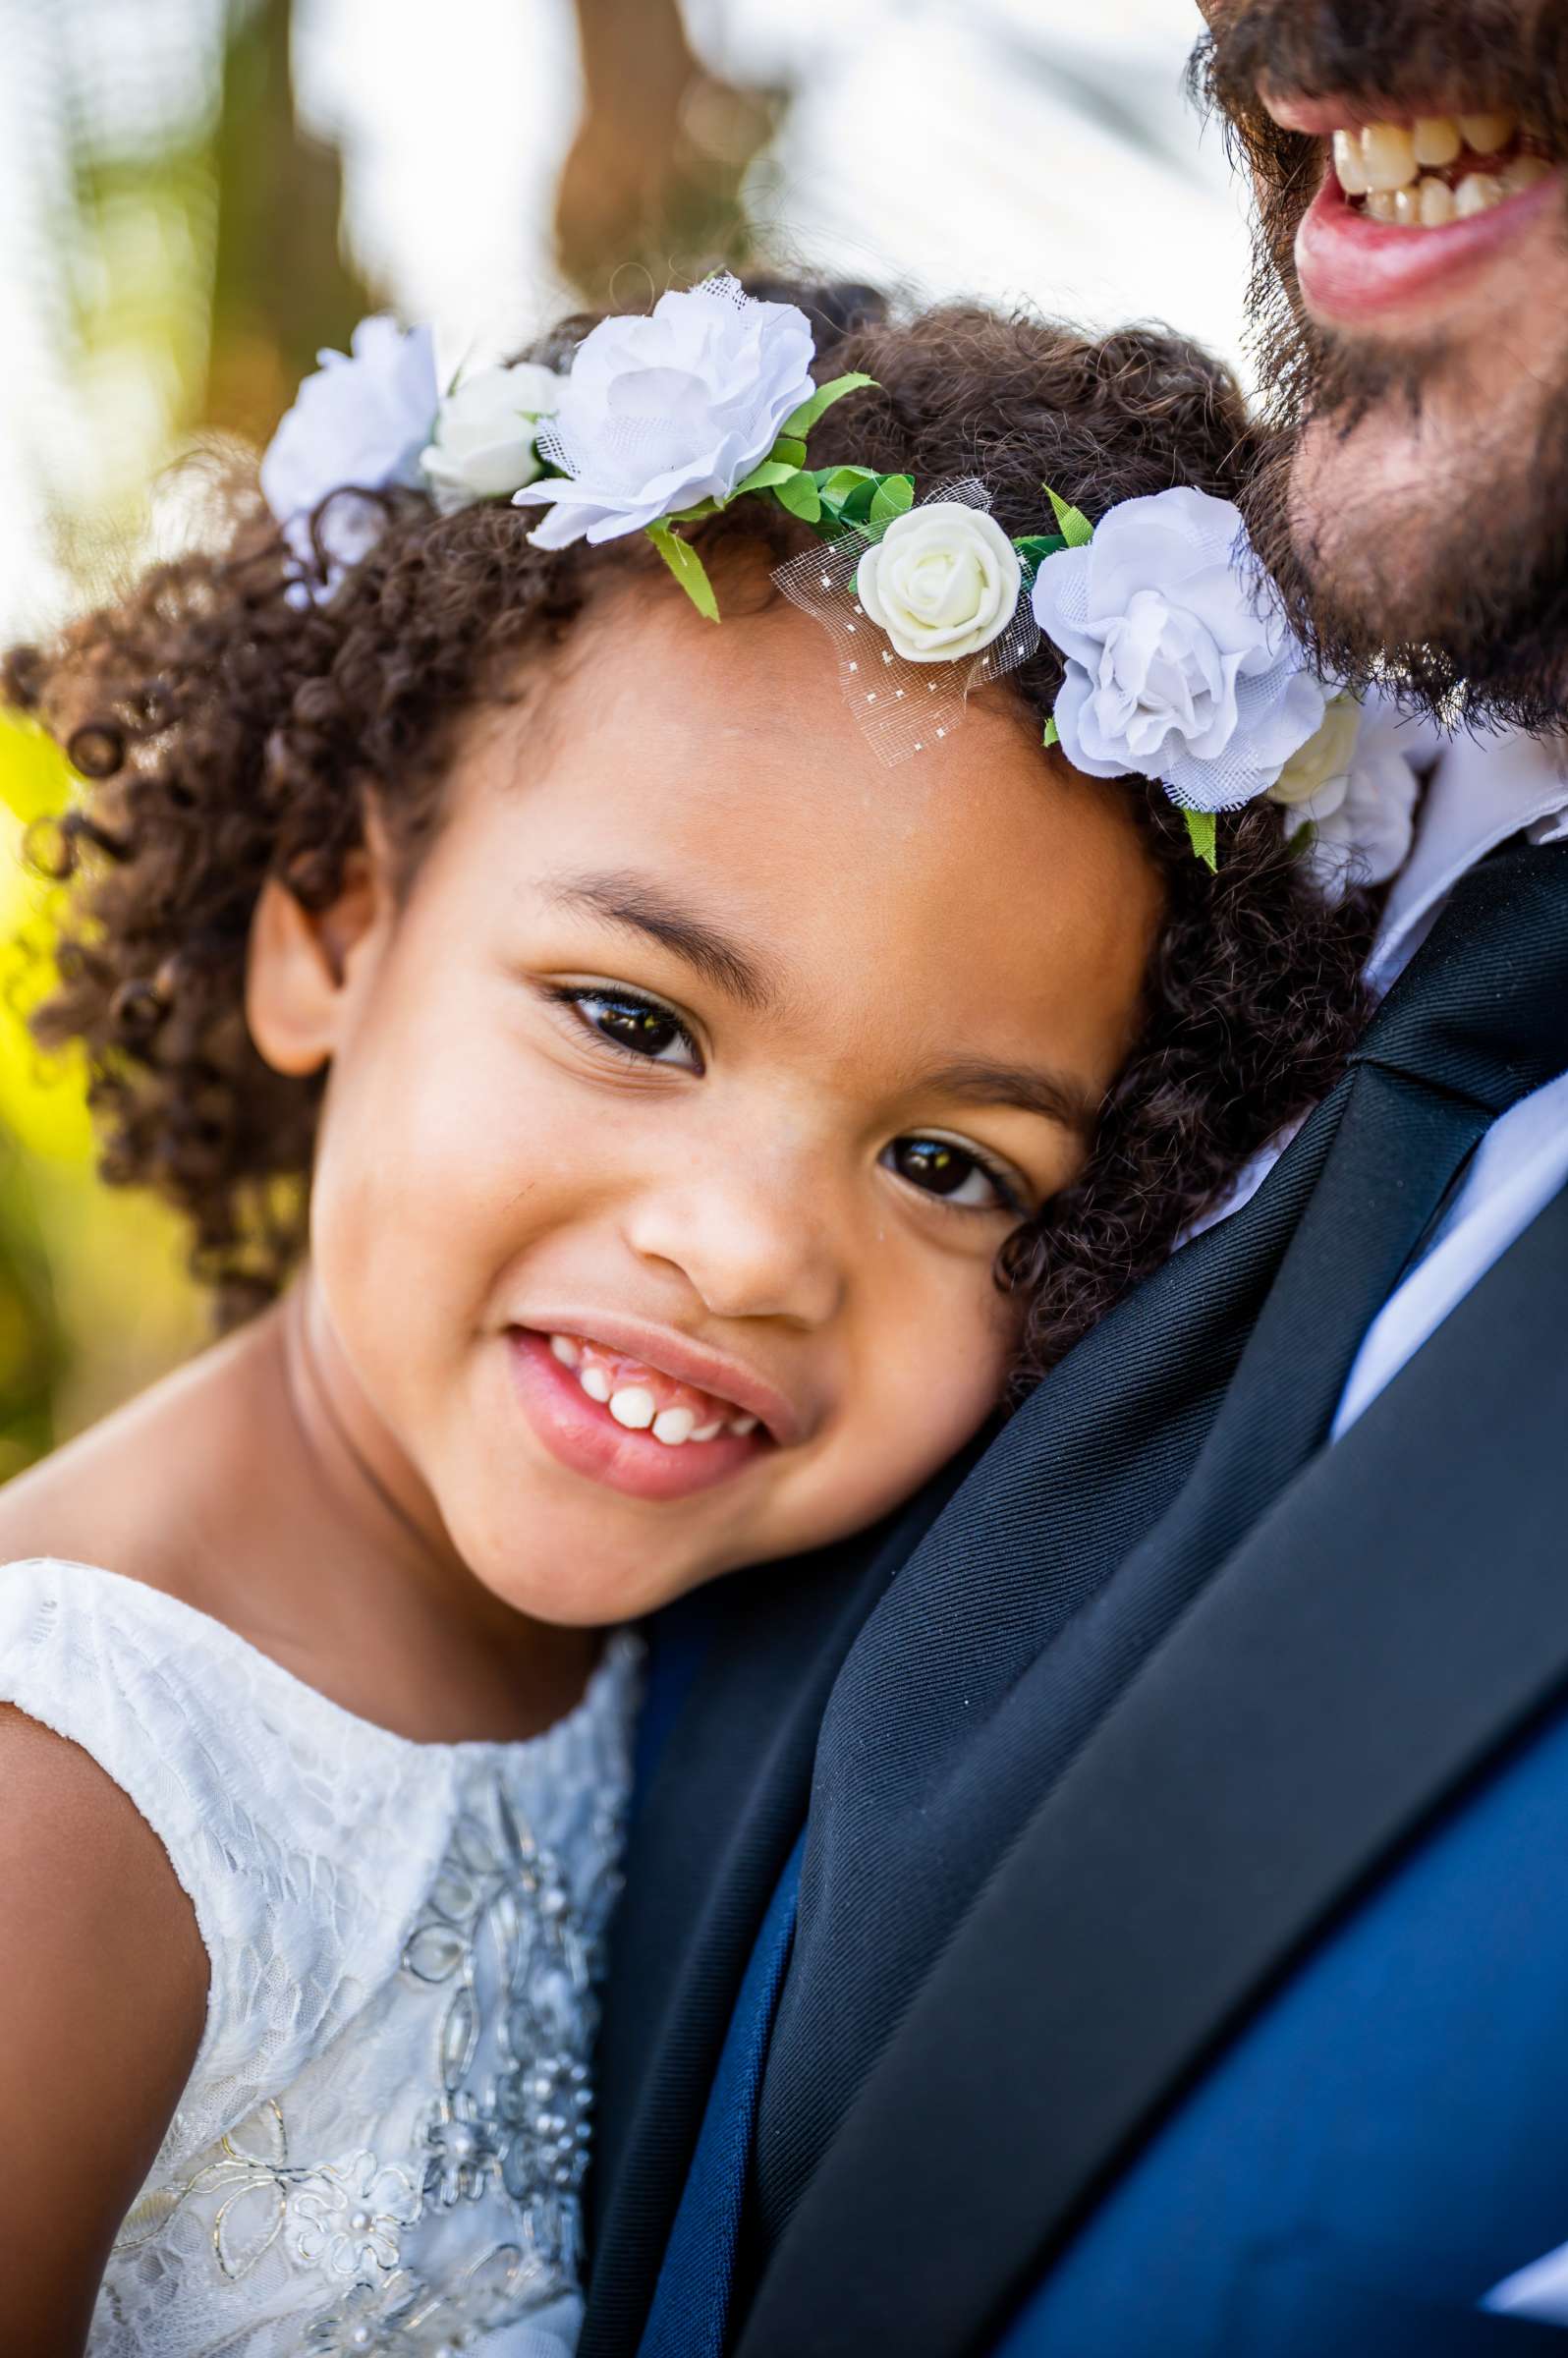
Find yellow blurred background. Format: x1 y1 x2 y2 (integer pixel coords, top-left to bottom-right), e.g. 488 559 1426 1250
0 0 1253 1471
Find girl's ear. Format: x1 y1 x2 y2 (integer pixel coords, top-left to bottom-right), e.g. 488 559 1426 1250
245 830 392 1078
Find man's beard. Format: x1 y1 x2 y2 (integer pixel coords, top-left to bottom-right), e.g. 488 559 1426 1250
1196 0 1568 730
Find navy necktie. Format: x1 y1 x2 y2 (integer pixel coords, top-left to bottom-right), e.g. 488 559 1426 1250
633 1833 806 2358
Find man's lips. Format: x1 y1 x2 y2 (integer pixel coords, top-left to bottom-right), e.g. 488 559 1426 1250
1262 92 1465 138
1295 152 1563 324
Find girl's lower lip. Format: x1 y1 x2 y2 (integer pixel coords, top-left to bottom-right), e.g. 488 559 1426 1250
1296 163 1563 324
505 1328 766 1503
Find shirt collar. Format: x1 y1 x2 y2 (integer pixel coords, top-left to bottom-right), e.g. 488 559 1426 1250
1368 721 1568 994
1181 718 1568 1248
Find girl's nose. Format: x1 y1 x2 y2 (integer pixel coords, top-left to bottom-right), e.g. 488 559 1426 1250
624 1173 847 1329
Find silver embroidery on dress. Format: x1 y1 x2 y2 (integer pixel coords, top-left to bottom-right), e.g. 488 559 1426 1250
105 1760 632 2351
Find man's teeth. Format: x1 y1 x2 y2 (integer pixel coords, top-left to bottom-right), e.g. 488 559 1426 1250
1413 117 1463 169
547 1333 759 1446
1332 112 1552 224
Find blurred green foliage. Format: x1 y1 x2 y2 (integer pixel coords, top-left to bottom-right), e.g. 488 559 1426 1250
0 0 366 1467
0 711 206 1466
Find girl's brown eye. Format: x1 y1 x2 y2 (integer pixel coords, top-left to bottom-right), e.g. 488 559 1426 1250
884 1136 1020 1213
596 1000 683 1056
556 986 701 1071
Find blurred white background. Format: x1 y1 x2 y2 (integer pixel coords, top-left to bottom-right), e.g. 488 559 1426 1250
0 0 1253 643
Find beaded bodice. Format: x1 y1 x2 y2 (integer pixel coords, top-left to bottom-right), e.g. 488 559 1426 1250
0 1559 640 2357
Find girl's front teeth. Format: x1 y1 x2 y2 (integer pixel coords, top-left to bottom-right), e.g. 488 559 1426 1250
547 1333 757 1446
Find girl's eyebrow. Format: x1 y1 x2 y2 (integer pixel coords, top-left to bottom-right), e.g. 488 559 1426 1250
538 869 779 1011
918 1057 1103 1136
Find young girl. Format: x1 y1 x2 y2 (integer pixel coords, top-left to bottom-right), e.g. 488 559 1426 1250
0 276 1398 2354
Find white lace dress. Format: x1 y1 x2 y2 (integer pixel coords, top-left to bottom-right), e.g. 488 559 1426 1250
0 1558 641 2357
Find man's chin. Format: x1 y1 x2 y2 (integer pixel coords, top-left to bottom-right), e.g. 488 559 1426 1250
1264 338 1568 728
1286 397 1464 654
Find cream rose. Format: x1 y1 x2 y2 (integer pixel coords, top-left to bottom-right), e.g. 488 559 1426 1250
420 361 562 514
1267 693 1363 811
1269 690 1422 896
855 503 1023 663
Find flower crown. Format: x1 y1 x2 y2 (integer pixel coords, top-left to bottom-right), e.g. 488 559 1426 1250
259 277 1419 885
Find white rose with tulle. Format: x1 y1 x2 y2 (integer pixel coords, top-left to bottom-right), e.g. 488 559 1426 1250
420 361 563 514
512 275 815 547
260 316 438 581
855 504 1023 664
1031 485 1326 814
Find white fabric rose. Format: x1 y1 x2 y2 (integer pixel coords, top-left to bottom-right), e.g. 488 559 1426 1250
260 316 438 580
420 361 562 515
1269 690 1422 897
512 274 815 547
1031 485 1327 813
855 503 1023 663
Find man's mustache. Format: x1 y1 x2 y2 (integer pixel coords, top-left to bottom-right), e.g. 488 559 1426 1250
1198 0 1568 148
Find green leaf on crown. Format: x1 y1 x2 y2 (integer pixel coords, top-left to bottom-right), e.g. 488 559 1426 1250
645 520 720 623
779 372 878 443
814 464 880 506
1041 715 1061 751
1014 532 1068 577
868 474 915 528
830 475 883 528
1043 485 1094 549
766 434 809 471
731 459 808 496
1183 808 1219 872
773 471 823 523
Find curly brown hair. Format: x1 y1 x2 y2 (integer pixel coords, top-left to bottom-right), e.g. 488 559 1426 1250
2 281 1374 1386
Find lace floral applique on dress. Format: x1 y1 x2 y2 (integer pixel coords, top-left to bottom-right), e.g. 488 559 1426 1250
0 1560 640 2357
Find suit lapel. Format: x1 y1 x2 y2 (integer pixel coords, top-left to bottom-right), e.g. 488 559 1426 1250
737 1184 1568 2358
745 1089 1351 2232
581 1487 945 2358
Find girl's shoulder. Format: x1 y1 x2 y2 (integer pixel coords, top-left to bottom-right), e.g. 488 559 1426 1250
0 1561 642 2335
0 1556 641 2153
0 1674 210 2346
0 1554 441 2126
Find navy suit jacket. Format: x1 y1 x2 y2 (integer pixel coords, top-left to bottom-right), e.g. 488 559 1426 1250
991 1683 1568 2356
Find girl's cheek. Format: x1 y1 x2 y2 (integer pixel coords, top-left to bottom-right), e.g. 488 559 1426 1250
827 1259 1018 1509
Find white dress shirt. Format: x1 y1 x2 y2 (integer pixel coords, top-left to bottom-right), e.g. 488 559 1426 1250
1332 725 1568 1436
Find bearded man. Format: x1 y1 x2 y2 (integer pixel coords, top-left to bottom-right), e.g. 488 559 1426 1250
578 8 1568 2354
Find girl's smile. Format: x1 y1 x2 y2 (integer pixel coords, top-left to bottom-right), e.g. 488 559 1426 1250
507 1326 779 1503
